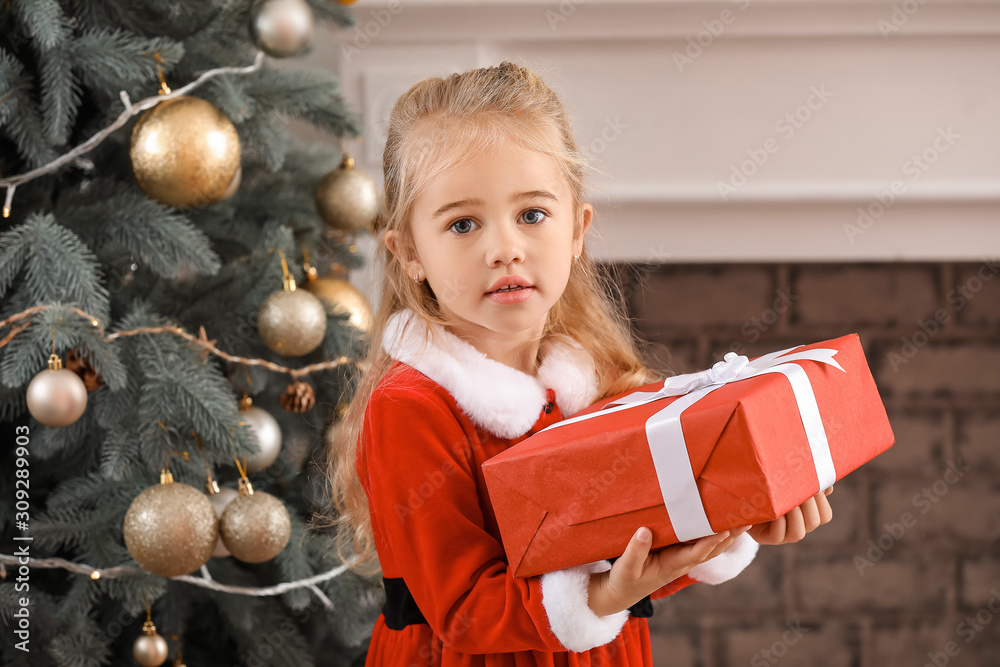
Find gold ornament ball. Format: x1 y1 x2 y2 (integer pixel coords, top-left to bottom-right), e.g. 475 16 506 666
220 491 291 563
250 0 314 58
26 367 88 427
133 628 169 667
257 288 327 356
304 277 374 336
241 405 283 473
130 95 241 209
315 156 380 234
207 486 239 557
123 482 218 577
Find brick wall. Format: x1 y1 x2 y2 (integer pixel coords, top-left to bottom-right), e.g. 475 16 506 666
617 261 1000 667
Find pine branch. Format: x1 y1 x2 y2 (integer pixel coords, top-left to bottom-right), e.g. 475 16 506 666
7 213 110 324
39 44 82 145
0 49 60 169
68 29 184 97
304 0 356 30
275 513 315 613
0 214 31 296
60 185 223 280
48 618 111 667
244 67 361 138
11 0 70 51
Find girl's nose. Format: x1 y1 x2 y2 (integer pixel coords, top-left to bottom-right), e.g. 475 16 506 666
485 224 525 267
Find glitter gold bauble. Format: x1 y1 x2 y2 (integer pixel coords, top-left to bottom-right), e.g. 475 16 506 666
130 95 241 209
123 475 218 577
26 354 88 427
250 0 314 58
240 403 282 473
133 621 169 667
206 482 239 557
315 154 380 234
220 485 291 563
304 276 374 336
257 284 327 356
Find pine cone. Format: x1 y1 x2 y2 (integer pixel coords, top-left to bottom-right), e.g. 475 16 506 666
65 349 103 392
280 381 315 413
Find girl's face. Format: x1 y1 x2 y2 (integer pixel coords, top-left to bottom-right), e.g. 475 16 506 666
388 140 591 342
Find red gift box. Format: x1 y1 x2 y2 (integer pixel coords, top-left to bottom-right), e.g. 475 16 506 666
482 334 895 578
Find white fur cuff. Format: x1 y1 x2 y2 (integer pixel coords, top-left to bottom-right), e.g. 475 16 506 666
687 532 759 585
540 560 629 652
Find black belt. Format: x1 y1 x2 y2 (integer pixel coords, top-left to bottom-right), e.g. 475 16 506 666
381 575 652 631
382 577 428 630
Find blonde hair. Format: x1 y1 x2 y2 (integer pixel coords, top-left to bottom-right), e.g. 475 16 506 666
323 61 666 576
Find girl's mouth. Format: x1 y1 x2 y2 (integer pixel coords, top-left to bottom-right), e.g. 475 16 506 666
487 285 534 304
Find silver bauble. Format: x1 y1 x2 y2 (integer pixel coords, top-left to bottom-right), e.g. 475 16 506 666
315 154 380 233
257 287 327 356
207 485 239 557
123 479 218 577
133 622 169 667
241 405 283 473
250 0 314 58
26 358 88 427
220 490 291 563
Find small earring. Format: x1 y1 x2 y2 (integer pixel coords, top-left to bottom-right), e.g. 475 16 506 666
413 274 420 284
573 255 579 264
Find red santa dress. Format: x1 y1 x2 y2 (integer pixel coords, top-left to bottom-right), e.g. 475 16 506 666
358 309 759 665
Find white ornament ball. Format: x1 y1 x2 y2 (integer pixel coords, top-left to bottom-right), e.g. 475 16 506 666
26 367 88 427
133 628 169 667
242 406 283 473
207 486 239 557
250 0 314 58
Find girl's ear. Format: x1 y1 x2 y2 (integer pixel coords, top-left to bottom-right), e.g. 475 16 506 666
573 203 593 258
385 229 424 281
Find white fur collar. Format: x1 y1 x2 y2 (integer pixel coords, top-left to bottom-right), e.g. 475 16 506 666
382 309 599 439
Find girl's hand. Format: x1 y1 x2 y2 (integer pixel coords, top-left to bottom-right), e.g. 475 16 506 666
748 486 834 545
587 525 751 617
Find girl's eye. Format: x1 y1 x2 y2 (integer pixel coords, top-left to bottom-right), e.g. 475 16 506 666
449 219 478 235
521 208 547 225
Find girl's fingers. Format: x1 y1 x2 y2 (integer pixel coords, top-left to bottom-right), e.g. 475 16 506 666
617 527 653 580
704 526 749 560
816 491 834 525
668 531 732 569
800 495 821 533
784 505 806 542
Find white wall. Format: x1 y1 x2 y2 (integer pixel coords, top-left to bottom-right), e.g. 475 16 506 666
291 0 1000 281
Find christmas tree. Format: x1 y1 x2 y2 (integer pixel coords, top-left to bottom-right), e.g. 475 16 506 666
0 1 383 665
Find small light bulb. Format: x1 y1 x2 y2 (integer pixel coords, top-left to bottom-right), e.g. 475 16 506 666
90 570 101 580
2 207 9 218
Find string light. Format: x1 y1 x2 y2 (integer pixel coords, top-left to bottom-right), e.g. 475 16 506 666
2 185 13 218
0 304 361 380
0 553 361 610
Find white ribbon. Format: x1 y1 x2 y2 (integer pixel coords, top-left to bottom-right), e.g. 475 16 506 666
543 345 846 542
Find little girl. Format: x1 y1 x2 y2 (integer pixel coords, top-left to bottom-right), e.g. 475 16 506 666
326 61 833 665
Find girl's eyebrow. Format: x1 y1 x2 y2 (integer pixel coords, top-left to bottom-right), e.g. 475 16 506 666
431 190 558 220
